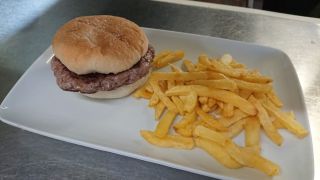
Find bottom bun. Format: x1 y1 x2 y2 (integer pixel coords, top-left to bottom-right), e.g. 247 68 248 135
82 72 150 99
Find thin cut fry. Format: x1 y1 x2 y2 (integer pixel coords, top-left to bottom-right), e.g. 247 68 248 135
141 130 194 149
154 110 178 138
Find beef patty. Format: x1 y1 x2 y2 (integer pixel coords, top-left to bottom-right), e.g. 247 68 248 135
51 45 155 94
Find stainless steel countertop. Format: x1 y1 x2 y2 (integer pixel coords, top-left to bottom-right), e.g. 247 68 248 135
0 0 319 179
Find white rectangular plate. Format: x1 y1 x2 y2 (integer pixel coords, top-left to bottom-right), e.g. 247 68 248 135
0 28 313 180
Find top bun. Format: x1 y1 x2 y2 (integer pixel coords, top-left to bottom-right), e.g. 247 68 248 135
52 15 149 75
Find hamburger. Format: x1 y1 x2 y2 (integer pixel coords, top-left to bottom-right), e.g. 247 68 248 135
51 15 155 98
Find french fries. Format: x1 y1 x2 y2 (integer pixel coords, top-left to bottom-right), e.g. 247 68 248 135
141 130 194 149
244 117 261 153
153 50 184 68
195 138 242 169
184 91 197 113
154 110 178 138
151 71 224 81
249 96 283 146
155 102 166 120
166 85 256 115
196 107 227 131
150 80 178 113
183 59 196 72
263 101 308 138
134 50 308 176
186 79 237 91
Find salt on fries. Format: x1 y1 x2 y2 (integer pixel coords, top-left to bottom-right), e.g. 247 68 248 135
133 51 308 176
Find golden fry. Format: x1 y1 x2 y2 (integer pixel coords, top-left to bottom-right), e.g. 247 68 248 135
150 80 178 112
232 78 272 93
196 107 227 131
149 93 160 107
195 138 242 169
174 111 196 129
140 130 194 149
166 85 257 115
249 96 283 145
171 96 185 115
184 91 198 113
207 98 216 108
263 101 308 138
153 51 171 65
219 109 248 127
267 90 283 107
198 96 208 104
155 102 166 120
244 117 261 153
201 104 211 113
225 141 280 176
167 80 175 90
183 59 196 72
153 50 184 68
230 60 246 68
133 89 152 99
186 79 237 91
198 54 211 66
145 83 153 93
151 72 225 81
154 110 178 138
273 119 285 129
238 89 252 100
224 118 246 138
193 125 228 146
176 120 202 137
222 103 234 118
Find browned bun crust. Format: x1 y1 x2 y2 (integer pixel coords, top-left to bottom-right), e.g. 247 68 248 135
52 15 148 75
